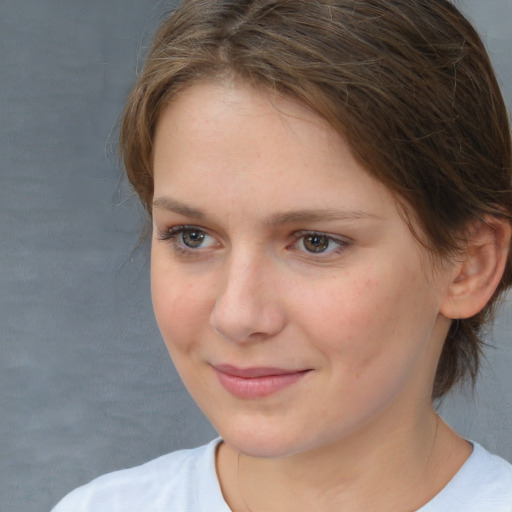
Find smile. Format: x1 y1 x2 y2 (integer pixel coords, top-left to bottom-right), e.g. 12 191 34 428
212 365 311 399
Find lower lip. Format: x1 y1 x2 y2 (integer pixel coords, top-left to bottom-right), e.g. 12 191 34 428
214 369 310 399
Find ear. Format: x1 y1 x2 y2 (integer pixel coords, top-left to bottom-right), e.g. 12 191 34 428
441 216 511 320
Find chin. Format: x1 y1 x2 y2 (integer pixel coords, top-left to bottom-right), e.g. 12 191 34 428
229 436 301 459
217 420 327 459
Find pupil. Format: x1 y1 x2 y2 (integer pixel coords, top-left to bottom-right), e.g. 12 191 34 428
304 235 329 253
183 230 205 248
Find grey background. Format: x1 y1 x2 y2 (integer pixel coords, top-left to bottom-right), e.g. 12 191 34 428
1 1 510 511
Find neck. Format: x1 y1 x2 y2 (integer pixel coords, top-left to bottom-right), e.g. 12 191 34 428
217 406 471 512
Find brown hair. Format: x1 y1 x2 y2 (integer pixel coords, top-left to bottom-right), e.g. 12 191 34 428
120 0 512 398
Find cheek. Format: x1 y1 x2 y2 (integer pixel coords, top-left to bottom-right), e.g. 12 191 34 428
296 269 441 428
150 251 212 355
298 268 430 373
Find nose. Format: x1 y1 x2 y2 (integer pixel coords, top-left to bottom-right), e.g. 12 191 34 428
209 252 287 343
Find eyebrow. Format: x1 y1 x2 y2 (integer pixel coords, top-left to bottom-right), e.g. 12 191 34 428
267 209 380 226
152 196 380 224
152 197 207 219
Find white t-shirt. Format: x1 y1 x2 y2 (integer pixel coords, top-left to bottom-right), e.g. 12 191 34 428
52 438 512 512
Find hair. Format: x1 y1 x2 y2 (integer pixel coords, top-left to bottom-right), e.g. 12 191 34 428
120 0 512 399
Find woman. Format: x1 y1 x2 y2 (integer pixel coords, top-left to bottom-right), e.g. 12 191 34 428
53 0 512 510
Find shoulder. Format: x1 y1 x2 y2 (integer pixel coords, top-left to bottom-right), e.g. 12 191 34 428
421 442 512 512
51 438 229 512
455 443 512 499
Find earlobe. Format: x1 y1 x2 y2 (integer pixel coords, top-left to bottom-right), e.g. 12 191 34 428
441 216 511 320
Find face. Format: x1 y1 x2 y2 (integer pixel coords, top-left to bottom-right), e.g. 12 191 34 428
151 81 454 458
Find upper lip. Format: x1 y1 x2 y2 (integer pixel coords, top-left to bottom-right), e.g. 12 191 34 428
213 364 309 378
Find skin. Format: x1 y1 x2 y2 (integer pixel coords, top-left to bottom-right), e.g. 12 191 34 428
150 81 479 511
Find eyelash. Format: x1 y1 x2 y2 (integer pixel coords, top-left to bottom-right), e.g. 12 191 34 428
289 231 349 256
156 225 350 259
156 225 216 257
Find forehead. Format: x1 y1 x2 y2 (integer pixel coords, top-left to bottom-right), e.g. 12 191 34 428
152 81 435 240
155 80 336 163
154 82 387 203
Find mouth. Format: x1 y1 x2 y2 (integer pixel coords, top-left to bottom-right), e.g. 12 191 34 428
212 364 312 399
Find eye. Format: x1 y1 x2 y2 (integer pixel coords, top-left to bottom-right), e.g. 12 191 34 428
181 228 208 248
157 225 218 251
293 232 348 255
302 234 332 253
